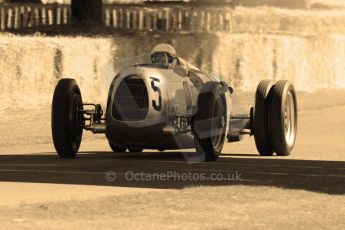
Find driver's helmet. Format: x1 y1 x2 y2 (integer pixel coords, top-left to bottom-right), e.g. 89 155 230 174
151 43 177 57
151 44 177 65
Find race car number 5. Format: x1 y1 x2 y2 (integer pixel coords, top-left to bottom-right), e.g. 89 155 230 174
150 77 162 111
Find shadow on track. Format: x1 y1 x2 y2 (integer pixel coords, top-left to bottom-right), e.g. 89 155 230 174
0 151 344 195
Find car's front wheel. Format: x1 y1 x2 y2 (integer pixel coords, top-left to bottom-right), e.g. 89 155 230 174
52 79 84 158
193 83 227 162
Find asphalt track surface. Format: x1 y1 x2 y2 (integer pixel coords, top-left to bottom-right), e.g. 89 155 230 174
0 151 344 194
0 105 344 205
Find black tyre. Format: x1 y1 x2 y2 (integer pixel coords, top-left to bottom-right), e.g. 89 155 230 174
193 83 227 162
128 148 144 153
52 79 84 158
253 80 275 156
270 80 298 156
109 142 127 153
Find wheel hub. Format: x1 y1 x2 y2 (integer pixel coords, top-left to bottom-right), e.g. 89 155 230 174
284 91 296 146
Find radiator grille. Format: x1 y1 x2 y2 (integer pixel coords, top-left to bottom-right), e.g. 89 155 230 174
112 76 149 121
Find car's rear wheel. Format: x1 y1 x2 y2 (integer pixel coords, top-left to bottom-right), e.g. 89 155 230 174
52 79 84 158
270 80 298 156
193 83 227 162
253 80 275 156
109 142 127 153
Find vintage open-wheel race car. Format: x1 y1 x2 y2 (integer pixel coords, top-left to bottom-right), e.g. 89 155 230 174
51 44 298 162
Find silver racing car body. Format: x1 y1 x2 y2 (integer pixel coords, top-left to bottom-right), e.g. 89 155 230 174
51 44 298 161
105 52 231 150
